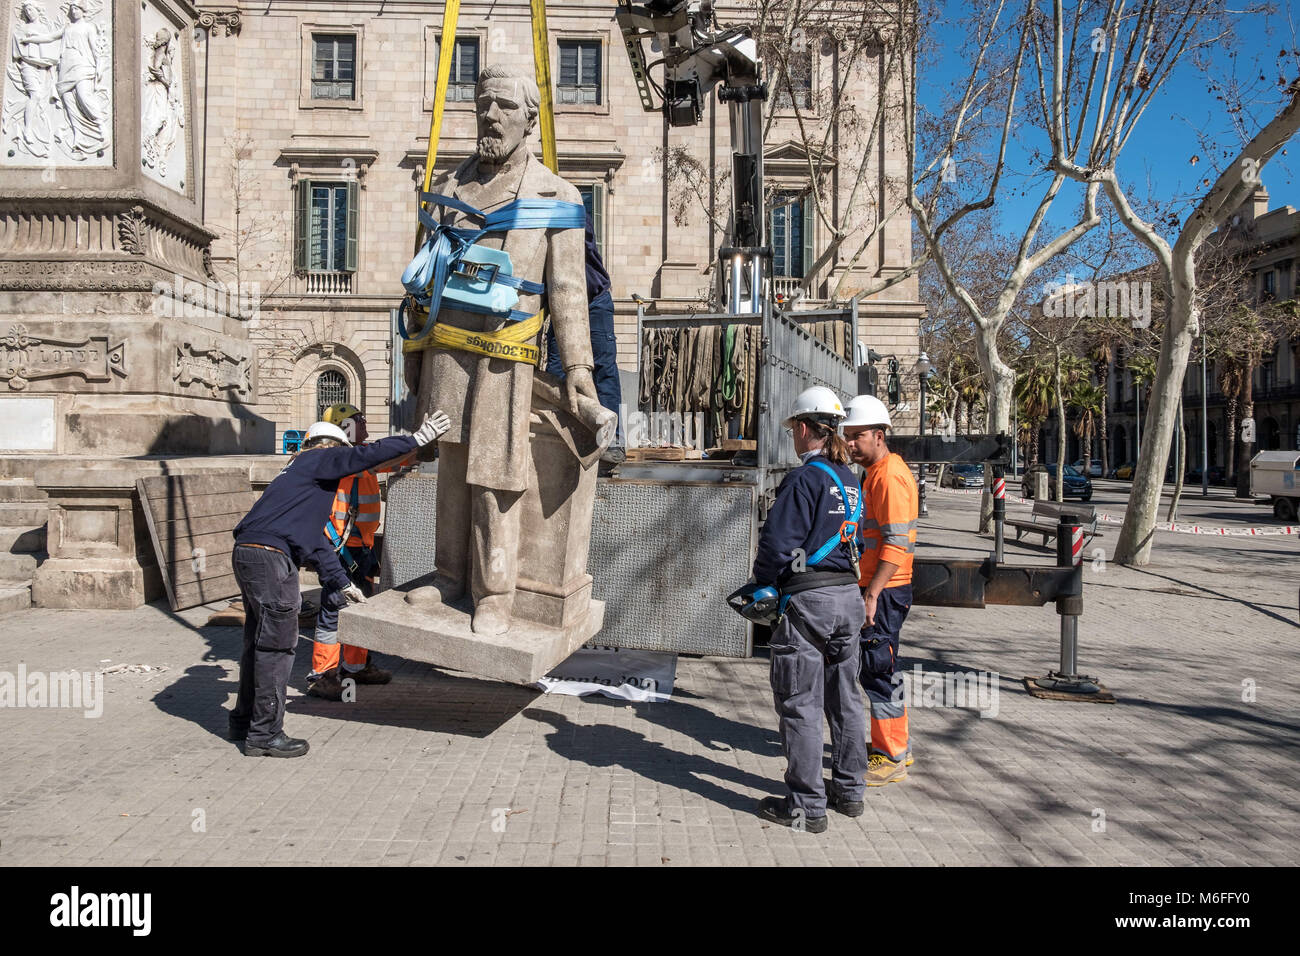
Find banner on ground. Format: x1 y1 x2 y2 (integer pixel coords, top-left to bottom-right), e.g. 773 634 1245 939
535 645 677 703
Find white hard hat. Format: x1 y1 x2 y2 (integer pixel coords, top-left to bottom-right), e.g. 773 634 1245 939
304 421 351 446
841 394 892 430
783 385 846 429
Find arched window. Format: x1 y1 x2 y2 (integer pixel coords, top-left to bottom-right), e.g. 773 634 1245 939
316 369 348 420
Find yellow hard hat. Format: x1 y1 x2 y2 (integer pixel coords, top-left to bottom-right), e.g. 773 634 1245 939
322 403 362 426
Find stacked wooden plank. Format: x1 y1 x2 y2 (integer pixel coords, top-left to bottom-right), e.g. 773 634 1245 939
136 472 256 611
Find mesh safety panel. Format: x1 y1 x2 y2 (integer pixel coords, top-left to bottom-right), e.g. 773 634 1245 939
380 473 755 658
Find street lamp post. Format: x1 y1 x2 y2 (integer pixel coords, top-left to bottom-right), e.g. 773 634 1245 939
916 352 932 518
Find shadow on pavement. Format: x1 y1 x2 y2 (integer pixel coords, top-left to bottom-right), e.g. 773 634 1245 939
525 701 778 812
289 660 541 737
1128 565 1298 628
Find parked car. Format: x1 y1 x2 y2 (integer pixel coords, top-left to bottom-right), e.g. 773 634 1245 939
1023 463 1093 501
1110 462 1135 480
1185 465 1228 486
1071 459 1104 478
943 463 986 489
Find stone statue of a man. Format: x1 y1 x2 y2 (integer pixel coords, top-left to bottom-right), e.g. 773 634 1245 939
405 65 598 636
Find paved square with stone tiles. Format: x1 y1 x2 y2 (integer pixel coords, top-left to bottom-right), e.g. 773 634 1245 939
2 484 1297 866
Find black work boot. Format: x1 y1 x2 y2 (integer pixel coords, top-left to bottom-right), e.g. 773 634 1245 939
827 789 865 817
756 796 828 833
244 732 310 758
307 668 345 701
345 660 392 685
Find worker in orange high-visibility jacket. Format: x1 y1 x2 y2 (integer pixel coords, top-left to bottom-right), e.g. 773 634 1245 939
306 403 417 701
841 394 917 786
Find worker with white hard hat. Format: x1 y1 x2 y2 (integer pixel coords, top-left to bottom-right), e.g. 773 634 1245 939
228 410 450 757
753 385 869 833
841 393 918 786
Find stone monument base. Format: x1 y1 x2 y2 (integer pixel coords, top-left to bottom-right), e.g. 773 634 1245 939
339 572 605 686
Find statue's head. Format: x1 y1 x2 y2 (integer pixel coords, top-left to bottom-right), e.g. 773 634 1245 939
67 2 85 21
152 28 171 47
474 66 539 165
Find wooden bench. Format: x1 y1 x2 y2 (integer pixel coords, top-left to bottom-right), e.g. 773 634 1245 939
1004 500 1102 547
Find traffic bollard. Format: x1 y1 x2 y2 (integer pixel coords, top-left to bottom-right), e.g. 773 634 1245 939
992 466 1006 563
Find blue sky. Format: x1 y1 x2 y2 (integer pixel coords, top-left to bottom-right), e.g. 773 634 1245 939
917 3 1298 241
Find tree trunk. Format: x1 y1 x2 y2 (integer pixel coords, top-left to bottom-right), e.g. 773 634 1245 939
1054 347 1066 502
1225 391 1238 487
1115 280 1197 565
974 330 1015 435
1236 367 1255 498
1167 397 1186 522
1098 361 1110 478
1083 418 1093 477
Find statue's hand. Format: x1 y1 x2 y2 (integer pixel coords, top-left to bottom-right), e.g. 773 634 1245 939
564 366 597 416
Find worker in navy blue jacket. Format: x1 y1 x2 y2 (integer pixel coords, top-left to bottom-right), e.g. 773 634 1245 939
229 411 450 757
755 386 868 833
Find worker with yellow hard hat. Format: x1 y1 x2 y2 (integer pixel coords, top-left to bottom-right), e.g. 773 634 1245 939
305 402 418 701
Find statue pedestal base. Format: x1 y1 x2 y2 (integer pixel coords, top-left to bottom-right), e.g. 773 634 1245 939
340 573 604 686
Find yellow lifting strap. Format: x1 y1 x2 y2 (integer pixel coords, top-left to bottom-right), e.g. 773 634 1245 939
402 312 543 364
407 0 560 361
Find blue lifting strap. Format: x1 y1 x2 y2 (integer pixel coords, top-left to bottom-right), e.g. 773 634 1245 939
804 460 862 567
399 193 586 341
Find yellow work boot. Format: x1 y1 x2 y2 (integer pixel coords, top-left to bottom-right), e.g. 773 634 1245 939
865 753 908 787
905 748 915 768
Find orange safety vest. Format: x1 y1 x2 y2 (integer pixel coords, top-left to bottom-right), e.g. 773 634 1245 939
326 448 417 549
858 452 918 588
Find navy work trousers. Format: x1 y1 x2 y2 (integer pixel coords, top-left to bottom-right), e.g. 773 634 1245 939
231 545 302 746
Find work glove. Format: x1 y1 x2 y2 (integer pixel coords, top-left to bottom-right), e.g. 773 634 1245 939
342 583 368 605
412 410 452 447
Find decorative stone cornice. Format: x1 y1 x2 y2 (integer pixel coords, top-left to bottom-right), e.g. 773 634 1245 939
0 192 218 245
280 147 380 188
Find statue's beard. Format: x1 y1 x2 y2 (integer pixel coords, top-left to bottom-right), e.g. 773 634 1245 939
477 133 518 164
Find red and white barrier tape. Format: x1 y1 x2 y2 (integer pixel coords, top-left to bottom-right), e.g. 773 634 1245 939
929 485 1299 535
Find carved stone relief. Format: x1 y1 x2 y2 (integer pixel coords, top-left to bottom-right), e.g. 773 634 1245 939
0 323 127 390
117 204 148 254
172 341 251 398
2 0 113 167
140 3 185 192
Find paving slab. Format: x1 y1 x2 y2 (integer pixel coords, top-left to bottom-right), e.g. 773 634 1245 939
0 488 1296 865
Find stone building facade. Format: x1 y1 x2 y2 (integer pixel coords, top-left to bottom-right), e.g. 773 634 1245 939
193 0 924 448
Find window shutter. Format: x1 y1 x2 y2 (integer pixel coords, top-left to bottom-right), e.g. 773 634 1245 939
581 43 599 86
462 38 479 83
294 179 310 272
591 183 604 260
345 180 359 272
802 197 814 281
560 43 577 86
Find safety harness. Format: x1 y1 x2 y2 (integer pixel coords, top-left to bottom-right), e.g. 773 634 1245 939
774 460 864 619
324 480 370 577
398 192 586 365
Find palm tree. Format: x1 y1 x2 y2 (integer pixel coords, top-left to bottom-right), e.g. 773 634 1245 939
1071 382 1105 477
1014 358 1055 466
